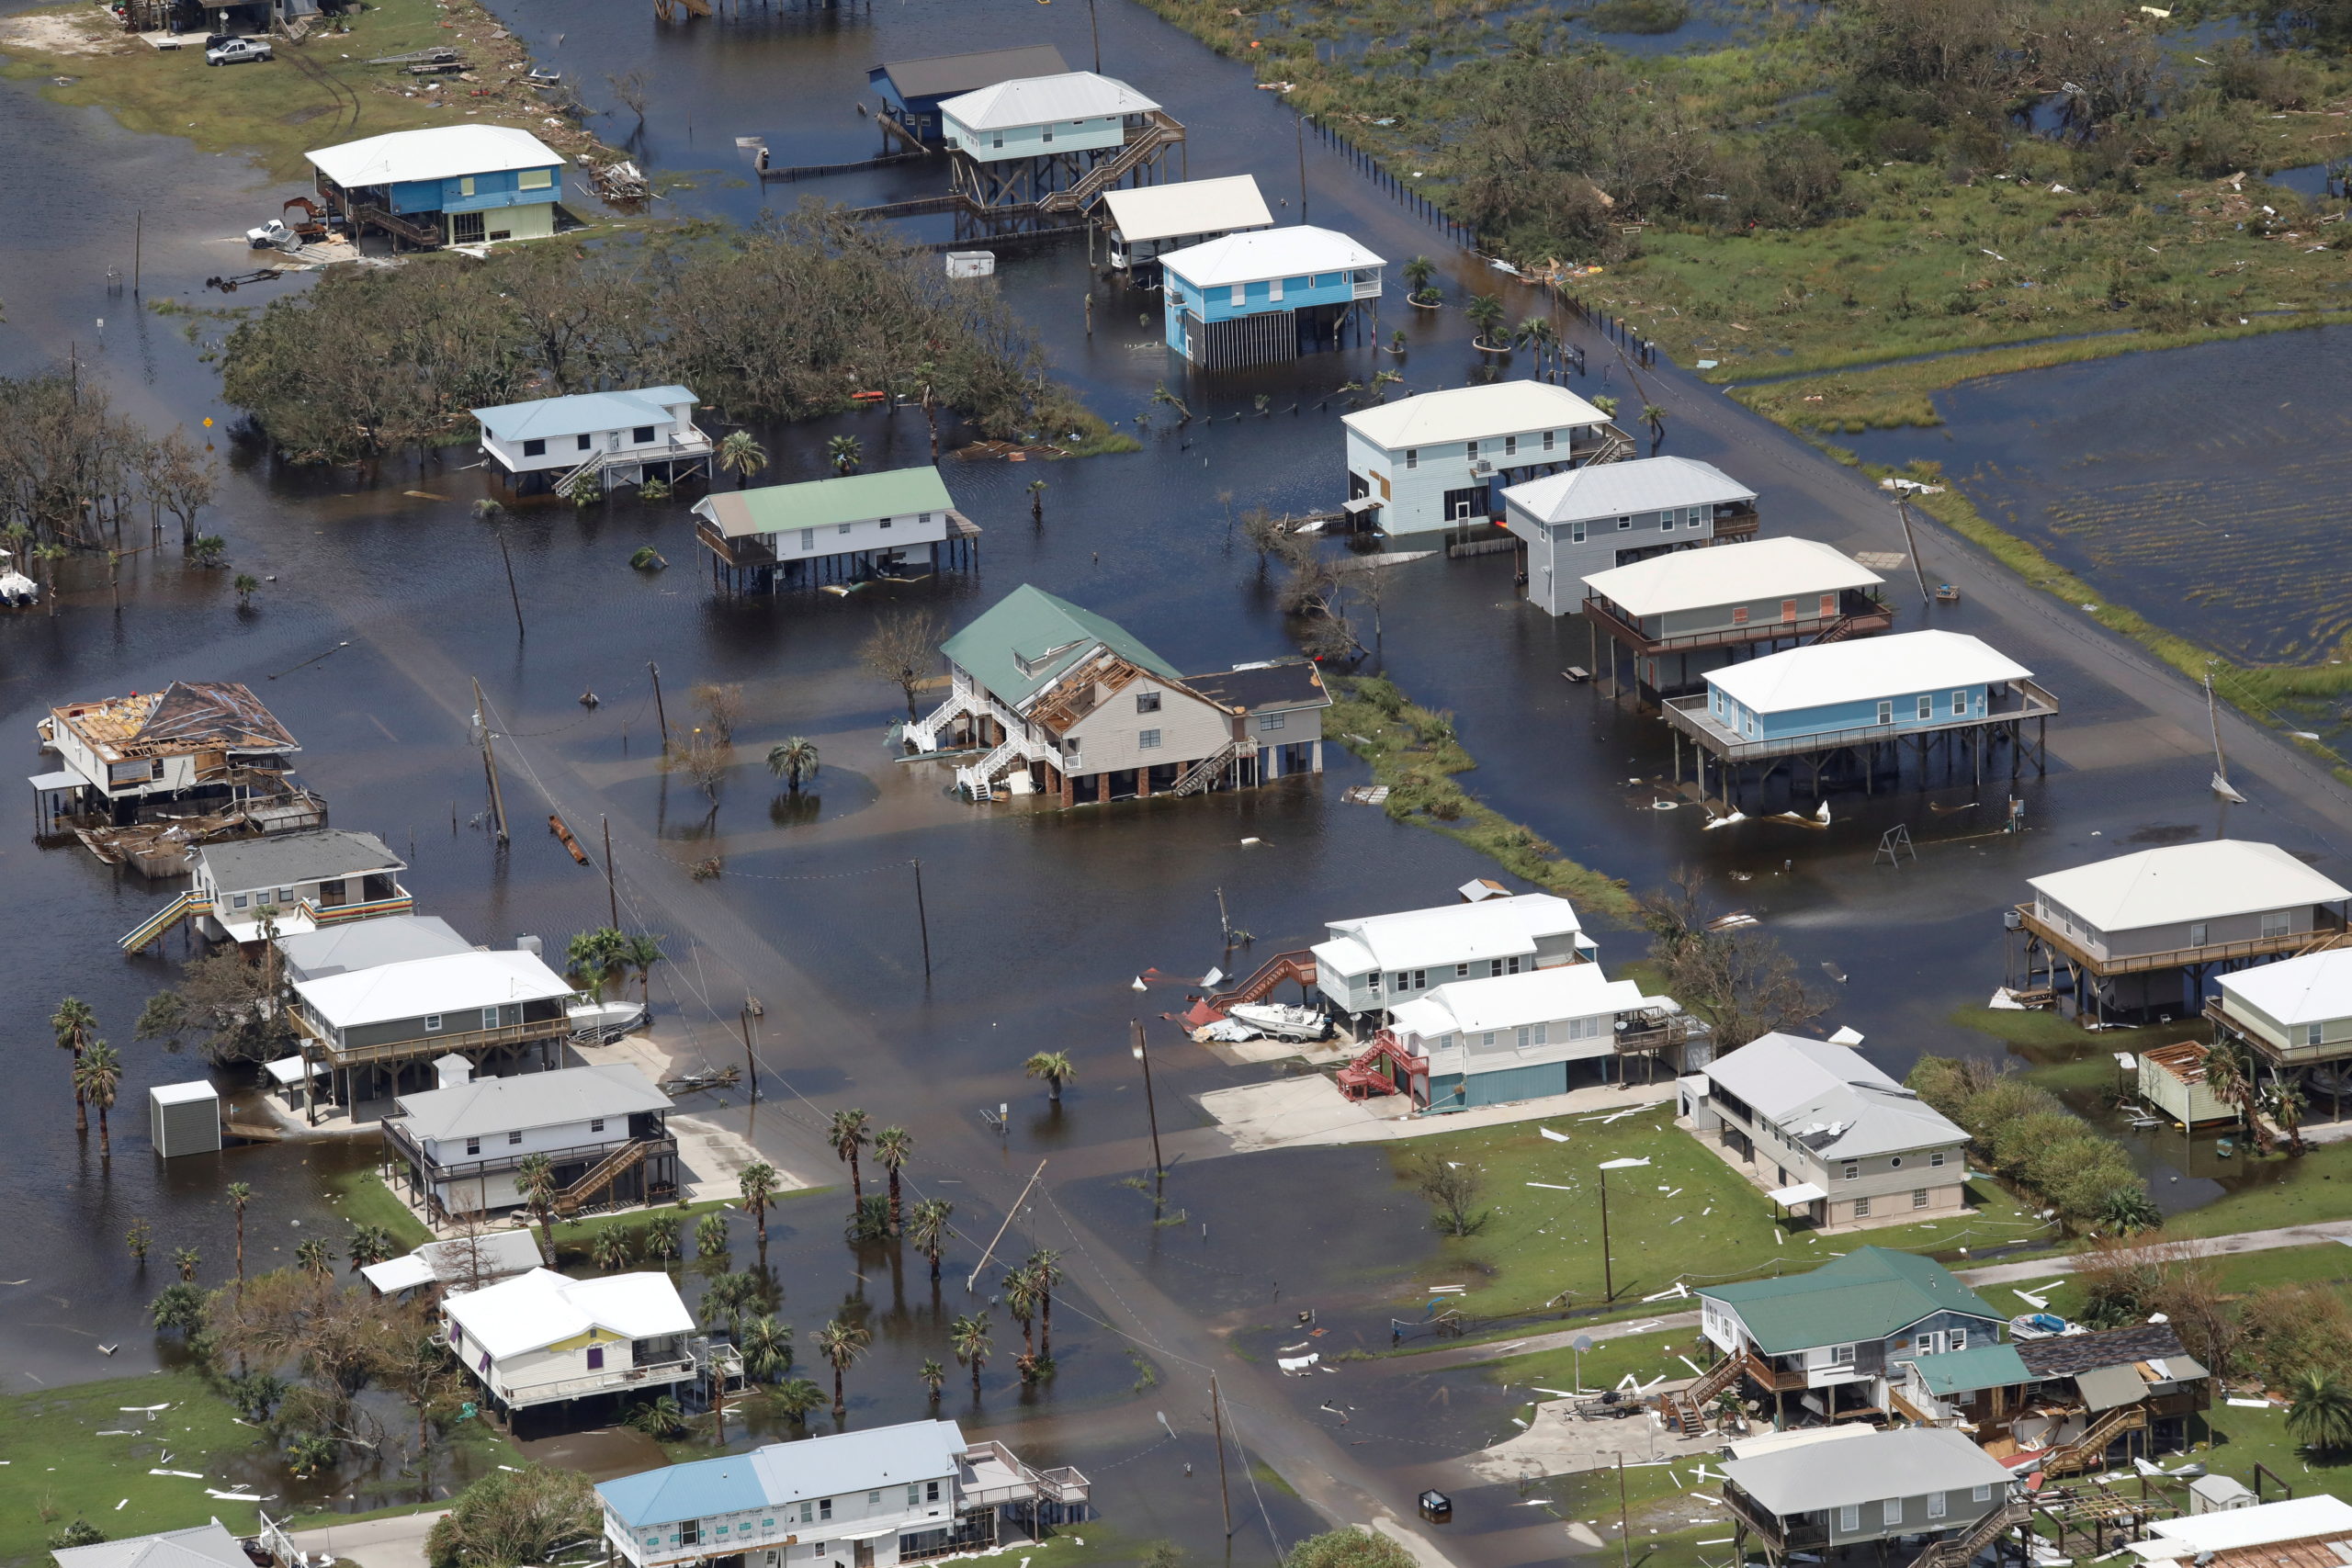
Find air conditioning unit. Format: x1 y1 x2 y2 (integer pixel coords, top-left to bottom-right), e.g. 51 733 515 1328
1472 460 1494 476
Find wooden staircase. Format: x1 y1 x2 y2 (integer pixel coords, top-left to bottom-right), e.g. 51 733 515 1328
1168 739 1248 797
1657 1354 1742 1436
1204 950 1317 1013
120 890 209 952
554 1141 650 1216
1336 1031 1419 1099
1038 112 1185 214
2038 1404 2148 1479
1910 1497 2029 1568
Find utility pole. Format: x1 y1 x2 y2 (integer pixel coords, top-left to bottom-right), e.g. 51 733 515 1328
1210 1373 1233 1538
495 524 526 638
1894 495 1931 606
133 210 142 297
471 677 510 843
1295 111 1307 221
1086 0 1101 72
966 1159 1047 1292
602 815 619 928
911 859 933 980
649 660 671 751
1615 1452 1633 1568
739 1004 758 1101
1132 1020 1163 1176
1597 1156 1648 1303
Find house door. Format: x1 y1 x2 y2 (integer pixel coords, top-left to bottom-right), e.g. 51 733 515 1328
854 1543 875 1568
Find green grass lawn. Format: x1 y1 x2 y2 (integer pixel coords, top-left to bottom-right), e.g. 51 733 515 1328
324 1168 434 1251
1477 1327 1713 1405
2018 1241 2352 1327
1390 1111 2047 1319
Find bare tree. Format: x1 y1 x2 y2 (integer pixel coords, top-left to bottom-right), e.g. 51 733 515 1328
153 430 216 550
1638 871 1824 1048
693 682 743 744
606 68 650 127
666 732 731 805
862 609 944 718
1413 1154 1488 1236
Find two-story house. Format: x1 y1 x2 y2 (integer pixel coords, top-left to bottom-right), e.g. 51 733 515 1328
288 944 580 1116
690 465 979 595
900 584 1330 804
597 1419 1091 1568
2211 947 2352 1114
1573 535 1891 697
473 385 713 497
307 124 567 249
1720 1427 2018 1565
1160 227 1385 369
1899 1323 2212 1472
180 829 413 946
937 71 1173 210
1679 1032 1970 1230
37 680 315 831
1505 457 1761 604
444 1268 725 1414
2016 839 2352 1025
1310 891 1597 1023
381 1061 678 1223
1696 1247 2007 1425
1341 381 1611 540
1373 960 1704 1108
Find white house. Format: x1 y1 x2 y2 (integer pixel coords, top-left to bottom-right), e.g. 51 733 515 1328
690 465 978 594
939 71 1159 161
2211 947 2352 1089
1343 381 1611 539
381 1061 678 1221
1679 1032 1970 1229
1576 536 1889 694
38 680 308 829
444 1268 722 1411
1100 175 1272 276
596 1419 1091 1568
471 385 712 496
1382 961 1698 1109
1312 891 1596 1019
288 944 582 1110
1503 456 1758 598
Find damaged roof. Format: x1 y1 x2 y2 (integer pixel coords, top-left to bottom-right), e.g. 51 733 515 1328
53 681 299 761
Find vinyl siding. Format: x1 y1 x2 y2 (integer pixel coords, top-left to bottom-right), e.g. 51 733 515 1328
1063 680 1230 775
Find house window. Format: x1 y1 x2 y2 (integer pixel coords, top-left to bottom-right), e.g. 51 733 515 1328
1877 701 1894 725
1136 692 1162 714
1041 127 1054 143
1392 974 1408 992
587 1346 605 1370
800 530 815 550
920 513 933 525
908 1484 922 1506
1543 430 1555 451
1504 434 1518 457
1833 1343 1856 1365
1569 520 1586 543
232 894 250 909
508 1131 523 1145
1480 1032 1496 1047
424 1014 444 1032
1883 1497 1904 1527
632 425 655 445
819 1499 831 1520
867 1492 881 1506
519 167 552 190
797 1504 814 1524
1854 1195 1872 1217
1820 593 1838 617
1928 1491 1949 1520
1731 605 1750 626
2188 922 2209 946
1780 598 1797 622
1838 1506 1860 1533
1532 1021 1548 1044
1259 713 1286 731
1138 728 1161 750
1917 694 1934 719
578 434 594 451
2263 910 2291 939
926 1481 940 1503
1617 515 1633 531
1405 448 1418 469
840 523 853 535
1951 688 1968 714
1455 964 1469 977
990 133 1004 149
2311 1023 2326 1046
1951 1329 1967 1351
1489 960 1503 977
1913 1189 1929 1208
879 518 892 529
1268 277 1283 302
523 438 546 457
591 1118 605 1133
1230 284 1247 307
1890 1156 1903 1168
1842 1161 1860 1183
1930 1150 1946 1167
482 1008 499 1030
1973 1483 1993 1503
458 176 477 197
465 1137 481 1156
1367 973 1382 995
1466 440 1479 460
680 1523 700 1547
278 887 296 903
1517 1026 1531 1049
1412 970 1426 988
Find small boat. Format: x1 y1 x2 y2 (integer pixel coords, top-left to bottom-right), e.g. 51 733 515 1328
1224 1002 1330 1042
0 548 38 607
567 999 646 1043
1934 583 1961 604
2009 1312 2072 1340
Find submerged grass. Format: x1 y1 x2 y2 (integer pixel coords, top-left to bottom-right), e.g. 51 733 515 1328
1329 675 1638 920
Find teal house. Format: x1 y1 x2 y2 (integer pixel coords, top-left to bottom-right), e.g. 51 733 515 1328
1159 226 1385 369
308 125 567 249
937 71 1180 211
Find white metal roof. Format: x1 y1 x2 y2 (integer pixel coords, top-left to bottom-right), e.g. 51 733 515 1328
2219 946 2352 1026
277 913 473 982
1582 536 1882 616
1387 964 1653 1037
292 948 577 1029
391 1062 671 1143
1723 1427 2010 1517
1159 225 1384 289
1722 1423 1878 1462
1703 1032 1965 1160
55 1523 251 1568
307 124 566 187
1343 380 1605 451
601 1422 972 1529
938 71 1159 130
1101 175 1272 245
2030 839 2351 935
363 1230 546 1293
1314 893 1584 976
2129 1495 2352 1559
473 386 696 443
445 1269 693 1359
1708 629 2031 715
1505 455 1753 524
151 1080 218 1106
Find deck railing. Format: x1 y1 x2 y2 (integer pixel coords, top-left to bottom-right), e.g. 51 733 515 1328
1584 590 1891 656
1664 679 2059 762
2023 907 2345 978
297 1009 572 1068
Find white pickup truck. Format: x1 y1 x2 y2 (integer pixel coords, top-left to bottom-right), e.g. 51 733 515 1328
205 36 273 65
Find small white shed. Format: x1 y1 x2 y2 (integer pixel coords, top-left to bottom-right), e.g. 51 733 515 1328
2188 1474 2256 1514
150 1080 222 1157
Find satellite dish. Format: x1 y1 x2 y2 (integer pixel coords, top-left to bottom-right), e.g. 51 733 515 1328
1572 1335 1595 1353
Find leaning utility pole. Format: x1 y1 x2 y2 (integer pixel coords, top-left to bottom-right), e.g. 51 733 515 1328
649 660 671 751
471 677 510 842
1210 1373 1234 1538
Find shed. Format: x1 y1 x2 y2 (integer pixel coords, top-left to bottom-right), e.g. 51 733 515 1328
151 1080 222 1157
2189 1474 2257 1513
2138 1040 2235 1127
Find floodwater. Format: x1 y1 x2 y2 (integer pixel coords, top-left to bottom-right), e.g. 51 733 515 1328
4 0 2352 1557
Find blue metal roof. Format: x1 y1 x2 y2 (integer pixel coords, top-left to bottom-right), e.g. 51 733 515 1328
599 1420 968 1529
471 386 696 442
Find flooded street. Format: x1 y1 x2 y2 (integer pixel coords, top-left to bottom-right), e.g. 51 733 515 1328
7 0 2352 1559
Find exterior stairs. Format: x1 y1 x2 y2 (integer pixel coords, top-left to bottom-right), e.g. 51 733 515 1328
1336 1031 1419 1100
955 728 1053 800
1910 1498 2030 1568
1657 1354 1743 1435
1584 424 1638 466
1039 112 1185 214
1204 950 1317 1012
2038 1404 2148 1479
120 890 208 952
554 1140 649 1217
553 449 612 499
1168 739 1250 797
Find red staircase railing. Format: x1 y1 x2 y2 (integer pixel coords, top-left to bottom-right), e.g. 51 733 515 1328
1337 1030 1427 1102
1200 950 1317 1015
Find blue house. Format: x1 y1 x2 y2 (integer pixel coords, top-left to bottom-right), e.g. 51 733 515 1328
1159 226 1385 369
868 44 1069 150
937 71 1179 212
308 125 567 250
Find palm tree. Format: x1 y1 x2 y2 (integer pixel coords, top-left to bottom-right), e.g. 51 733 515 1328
643 1214 682 1268
874 1128 913 1235
1592 394 1621 419
739 1315 793 1382
628 1393 688 1438
296 1236 336 1275
1641 402 1668 452
565 928 629 998
826 434 865 476
771 1377 826 1425
830 1109 872 1207
909 1198 954 1282
1024 1051 1077 1105
815 1316 872 1416
515 1153 560 1258
695 1210 732 1265
1401 255 1438 303
2098 1185 2161 1235
625 933 665 1003
717 431 768 490
34 541 68 615
53 997 96 1134
2204 1044 2249 1136
1026 1248 1064 1363
951 1313 992 1396
2288 1369 2352 1456
740 1162 782 1271
233 573 259 607
75 1042 122 1157
918 1358 948 1404
2272 1078 2309 1153
1003 1266 1041 1382
766 738 820 794
173 1247 201 1283
1028 479 1046 521
346 1224 397 1271
1516 315 1560 377
592 1227 634 1272
702 1270 763 1341
1464 293 1506 348
227 1181 253 1286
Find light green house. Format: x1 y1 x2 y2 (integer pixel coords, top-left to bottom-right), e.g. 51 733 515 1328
2136 1040 2236 1127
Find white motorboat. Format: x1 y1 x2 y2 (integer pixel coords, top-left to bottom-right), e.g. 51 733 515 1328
0 549 38 607
1224 1002 1329 1042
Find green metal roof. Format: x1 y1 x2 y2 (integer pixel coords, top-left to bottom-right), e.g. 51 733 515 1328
942 584 1183 708
1910 1342 2032 1396
695 465 955 540
1700 1247 2002 1355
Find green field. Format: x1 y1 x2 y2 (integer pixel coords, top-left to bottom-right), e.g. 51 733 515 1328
1388 1111 2045 1320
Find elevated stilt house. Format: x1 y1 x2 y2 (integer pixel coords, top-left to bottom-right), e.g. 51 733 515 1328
381 1061 678 1223
1099 175 1272 281
690 465 978 594
1160 227 1384 368
34 681 323 847
472 386 712 499
288 942 581 1112
2208 946 2352 1125
307 125 570 250
938 72 1183 222
1341 381 1615 540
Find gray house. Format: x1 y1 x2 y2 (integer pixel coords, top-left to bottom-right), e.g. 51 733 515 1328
53 1522 253 1568
288 944 581 1111
1502 456 1759 615
382 1061 677 1222
277 913 475 983
1722 1427 2018 1565
1578 536 1893 697
187 828 413 944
